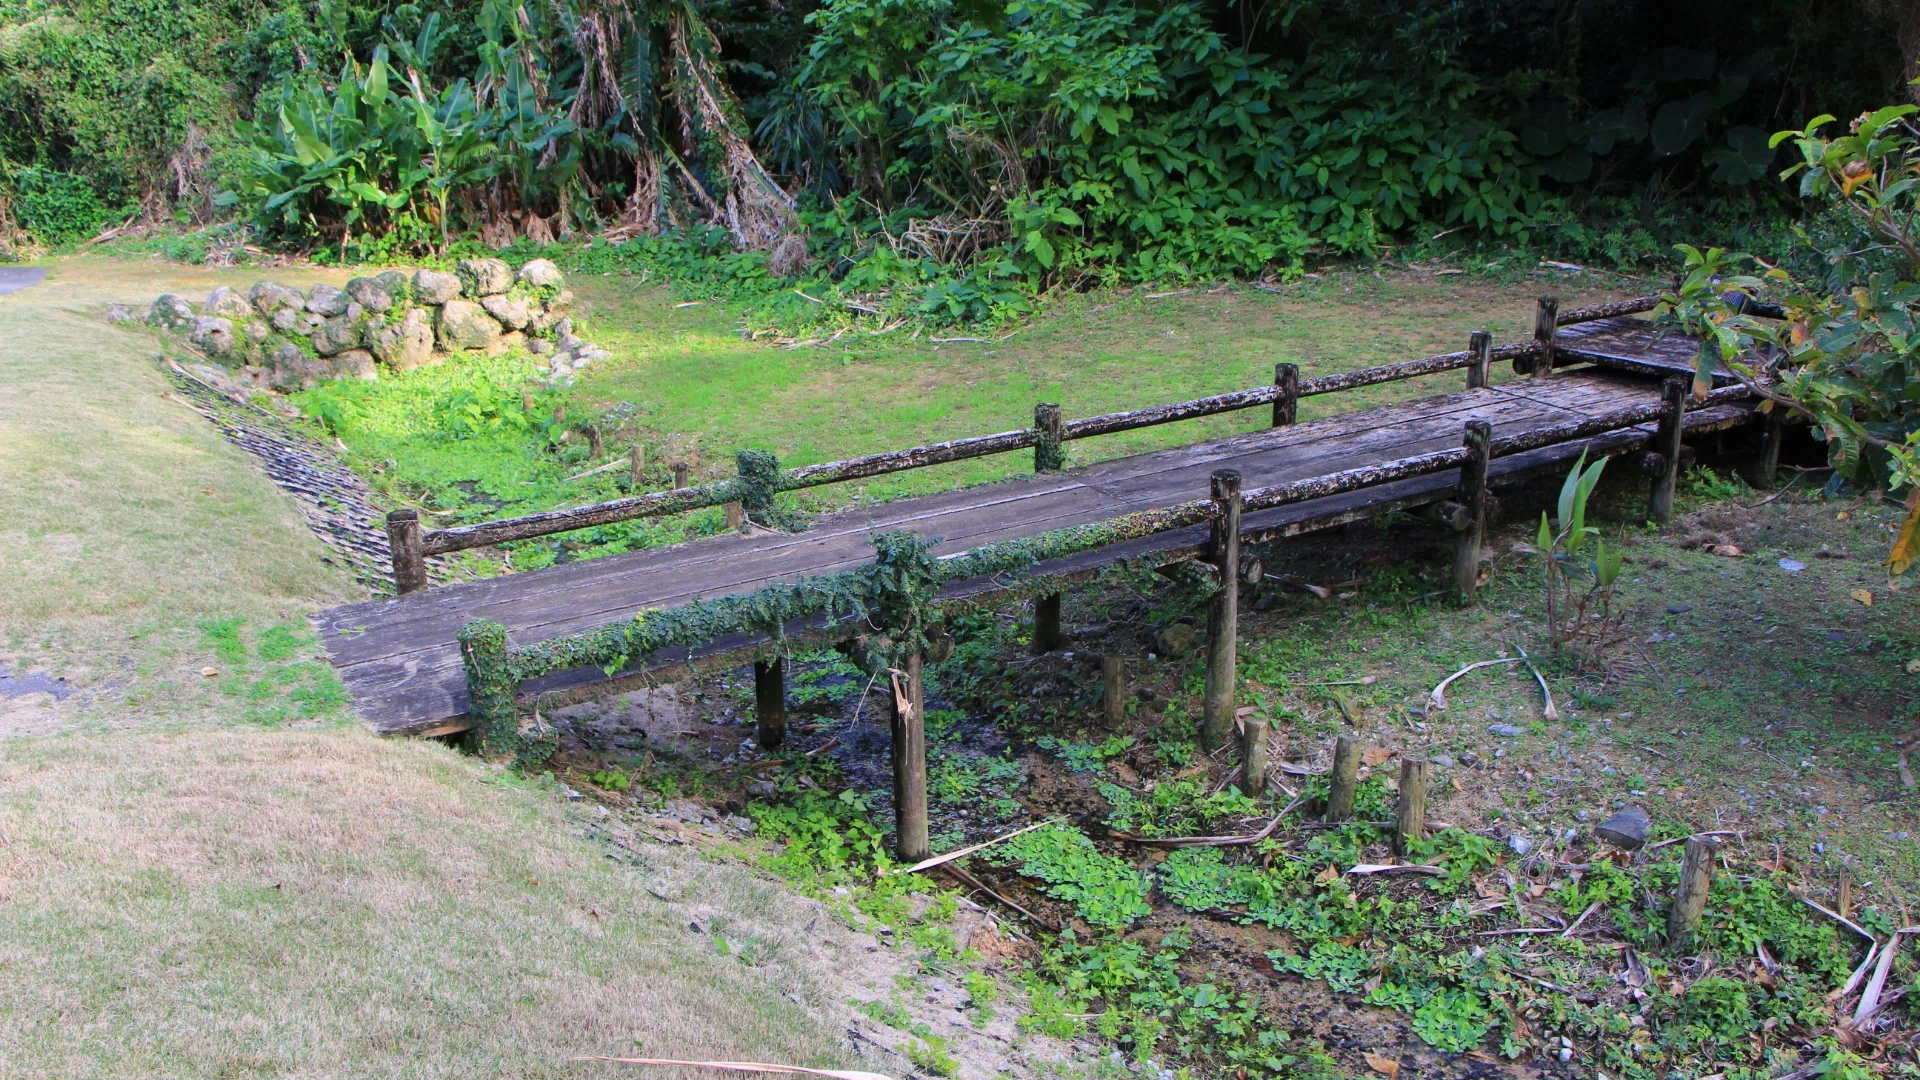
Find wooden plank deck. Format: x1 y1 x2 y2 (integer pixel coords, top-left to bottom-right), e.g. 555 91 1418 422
1556 315 1736 383
316 366 1758 736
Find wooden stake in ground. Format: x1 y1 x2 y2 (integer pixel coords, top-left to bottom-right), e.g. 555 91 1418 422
1466 330 1491 390
1452 420 1491 603
629 443 646 487
1102 654 1126 727
890 653 929 862
1031 593 1061 655
1272 363 1298 427
386 509 428 595
1241 716 1269 796
672 463 692 489
1649 377 1687 525
1201 469 1242 751
1393 757 1429 856
1326 735 1362 822
1668 835 1717 945
1033 401 1064 473
754 657 785 750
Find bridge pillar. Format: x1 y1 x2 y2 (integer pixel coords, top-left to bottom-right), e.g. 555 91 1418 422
1648 377 1687 525
1200 469 1242 751
386 510 428 595
754 657 786 751
1530 297 1559 375
1452 421 1492 602
890 652 930 862
1748 404 1783 490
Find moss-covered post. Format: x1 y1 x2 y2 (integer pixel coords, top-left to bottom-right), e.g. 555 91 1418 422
1272 363 1298 427
1649 377 1687 525
754 656 786 750
386 509 428 595
1034 402 1065 474
1749 403 1783 490
1325 735 1361 822
629 443 646 488
1393 756 1429 856
1467 330 1491 390
1453 420 1492 603
1240 716 1268 796
1668 835 1718 946
890 651 930 862
457 619 517 754
1200 469 1242 751
1530 296 1559 376
1031 593 1062 655
735 449 780 525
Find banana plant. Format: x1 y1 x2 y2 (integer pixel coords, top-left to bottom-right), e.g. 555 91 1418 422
409 73 498 253
1525 451 1623 653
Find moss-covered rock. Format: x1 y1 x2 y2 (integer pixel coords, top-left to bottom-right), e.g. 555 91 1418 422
437 299 503 350
455 257 513 297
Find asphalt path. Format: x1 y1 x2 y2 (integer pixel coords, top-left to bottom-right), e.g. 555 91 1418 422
0 266 47 295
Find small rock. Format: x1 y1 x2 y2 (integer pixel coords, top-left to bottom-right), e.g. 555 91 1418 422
370 307 436 371
1489 724 1525 737
559 784 583 800
517 258 565 289
1493 747 1507 758
305 282 350 317
1573 809 1591 822
344 275 397 312
1595 806 1650 849
1458 750 1478 766
1666 604 1692 614
1507 833 1532 856
187 315 237 358
688 918 708 935
328 348 378 381
105 302 134 323
1430 754 1454 768
725 815 753 833
250 281 306 317
412 269 463 305
203 286 254 318
310 313 363 357
1778 558 1806 573
455 257 514 297
147 293 196 328
437 299 504 351
745 779 777 799
1154 623 1197 657
481 292 532 330
271 307 303 333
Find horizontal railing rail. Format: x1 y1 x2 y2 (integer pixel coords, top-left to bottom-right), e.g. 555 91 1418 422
388 294 1673 593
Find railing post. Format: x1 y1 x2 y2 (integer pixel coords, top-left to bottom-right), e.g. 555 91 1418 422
629 443 646 487
1325 735 1361 822
1467 330 1491 390
386 509 428 595
1453 420 1492 603
1530 296 1559 375
1034 402 1065 473
1748 404 1783 490
1272 363 1298 427
1649 377 1687 525
754 656 786 750
1200 469 1242 751
890 651 930 862
1102 654 1127 727
735 448 779 528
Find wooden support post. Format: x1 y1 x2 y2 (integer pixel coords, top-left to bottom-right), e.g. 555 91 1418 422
1031 593 1062 655
1530 297 1559 375
672 462 691 489
1649 377 1687 525
1272 363 1298 427
1453 420 1492 603
1667 835 1718 945
1393 757 1429 856
1201 469 1242 751
386 509 428 595
1749 404 1783 490
754 657 786 751
585 424 603 459
724 502 746 529
1034 402 1065 473
1325 735 1361 822
629 443 645 487
890 652 930 862
1240 716 1269 797
1467 330 1491 390
1102 654 1127 728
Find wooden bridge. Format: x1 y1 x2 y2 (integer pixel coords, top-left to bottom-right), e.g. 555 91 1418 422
315 294 1783 859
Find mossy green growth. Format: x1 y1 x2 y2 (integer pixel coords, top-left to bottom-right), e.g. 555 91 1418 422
985 824 1151 929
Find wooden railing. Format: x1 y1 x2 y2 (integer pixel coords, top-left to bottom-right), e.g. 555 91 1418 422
385 295 1663 593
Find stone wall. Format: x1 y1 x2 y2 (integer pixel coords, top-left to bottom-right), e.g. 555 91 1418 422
139 257 607 390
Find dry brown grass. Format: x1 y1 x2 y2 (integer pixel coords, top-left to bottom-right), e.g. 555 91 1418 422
0 726 869 1078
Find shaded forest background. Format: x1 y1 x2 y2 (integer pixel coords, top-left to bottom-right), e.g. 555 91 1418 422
0 0 1915 280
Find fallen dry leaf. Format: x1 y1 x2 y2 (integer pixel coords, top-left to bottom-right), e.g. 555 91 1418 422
201 666 219 677
1314 863 1340 885
1361 747 1396 766
1363 1052 1400 1078
1851 589 1874 607
1711 544 1743 557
